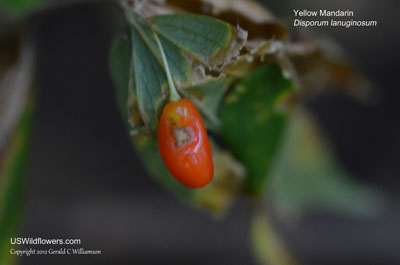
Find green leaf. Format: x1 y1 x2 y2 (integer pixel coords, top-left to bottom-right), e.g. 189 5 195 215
151 13 244 67
269 110 384 218
110 28 144 131
118 12 247 136
110 12 247 214
130 26 168 134
222 63 294 195
0 99 33 265
125 13 196 89
152 13 231 57
124 13 237 131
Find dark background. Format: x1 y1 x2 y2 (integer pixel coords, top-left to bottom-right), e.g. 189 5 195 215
18 0 400 264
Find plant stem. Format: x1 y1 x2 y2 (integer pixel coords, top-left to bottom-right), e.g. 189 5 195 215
152 30 181 102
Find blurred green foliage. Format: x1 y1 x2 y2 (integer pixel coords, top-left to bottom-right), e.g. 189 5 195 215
268 110 383 219
0 0 47 16
222 64 294 194
0 99 33 264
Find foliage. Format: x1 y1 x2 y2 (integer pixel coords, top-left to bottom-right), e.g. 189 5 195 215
268 110 383 219
0 1 385 265
0 0 48 17
222 63 294 194
110 6 298 212
0 99 33 264
109 0 380 216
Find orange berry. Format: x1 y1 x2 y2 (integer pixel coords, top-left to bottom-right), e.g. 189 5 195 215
158 98 213 188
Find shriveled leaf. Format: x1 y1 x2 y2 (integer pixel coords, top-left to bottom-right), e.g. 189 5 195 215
151 13 247 68
200 0 287 41
136 0 287 40
269 110 384 219
125 0 367 100
222 63 294 195
130 26 168 134
289 39 372 101
224 40 285 77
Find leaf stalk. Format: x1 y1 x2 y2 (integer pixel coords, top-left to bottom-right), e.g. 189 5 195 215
152 30 181 102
